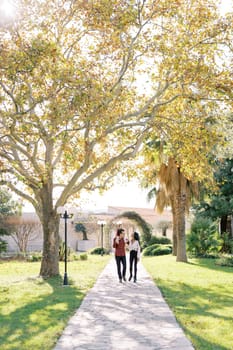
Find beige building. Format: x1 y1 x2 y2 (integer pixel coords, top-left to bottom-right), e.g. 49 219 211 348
4 206 173 253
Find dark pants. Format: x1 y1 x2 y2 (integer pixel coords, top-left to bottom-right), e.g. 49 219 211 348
115 255 126 280
129 250 138 279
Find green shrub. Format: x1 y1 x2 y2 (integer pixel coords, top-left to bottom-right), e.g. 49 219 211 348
79 253 88 261
69 252 79 261
215 256 233 267
154 245 172 256
27 252 42 262
89 247 109 255
143 244 159 255
59 241 72 261
189 253 219 259
59 241 79 262
220 233 233 254
187 217 222 257
0 239 7 253
143 244 172 256
149 236 171 245
142 235 171 250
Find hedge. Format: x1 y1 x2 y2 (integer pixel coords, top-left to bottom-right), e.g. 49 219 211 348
143 243 172 256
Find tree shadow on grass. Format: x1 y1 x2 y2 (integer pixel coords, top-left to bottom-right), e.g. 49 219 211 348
186 329 231 350
193 258 233 274
0 275 85 350
155 279 233 350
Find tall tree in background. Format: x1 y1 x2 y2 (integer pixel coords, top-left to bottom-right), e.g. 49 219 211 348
7 216 41 253
196 158 233 236
0 188 20 251
0 0 231 275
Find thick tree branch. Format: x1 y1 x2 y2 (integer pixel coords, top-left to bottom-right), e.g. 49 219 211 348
56 129 148 207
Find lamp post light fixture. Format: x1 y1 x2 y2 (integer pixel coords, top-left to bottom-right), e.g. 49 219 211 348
116 220 122 228
97 220 106 256
59 210 73 285
112 220 122 228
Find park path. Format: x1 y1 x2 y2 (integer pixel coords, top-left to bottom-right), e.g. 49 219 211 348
54 257 194 350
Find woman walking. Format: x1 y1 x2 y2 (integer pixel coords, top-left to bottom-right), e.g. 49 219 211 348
128 232 141 283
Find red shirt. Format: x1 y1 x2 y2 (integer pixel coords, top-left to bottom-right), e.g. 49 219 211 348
113 238 126 256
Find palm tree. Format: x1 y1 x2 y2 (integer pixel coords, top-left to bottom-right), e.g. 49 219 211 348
153 186 178 256
159 158 199 261
75 223 88 240
146 157 199 262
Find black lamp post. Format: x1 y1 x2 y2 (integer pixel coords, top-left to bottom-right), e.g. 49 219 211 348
60 210 73 285
97 220 106 256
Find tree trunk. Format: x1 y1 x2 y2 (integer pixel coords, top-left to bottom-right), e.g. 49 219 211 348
231 215 233 238
220 215 228 234
38 183 60 277
176 190 188 263
18 236 26 253
40 211 60 277
176 223 187 262
170 197 177 256
82 231 88 240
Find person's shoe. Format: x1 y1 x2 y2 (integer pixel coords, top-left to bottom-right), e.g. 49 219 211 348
134 277 137 283
128 275 132 281
123 276 126 282
119 279 122 283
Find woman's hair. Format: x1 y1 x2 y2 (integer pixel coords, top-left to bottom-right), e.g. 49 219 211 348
134 231 140 242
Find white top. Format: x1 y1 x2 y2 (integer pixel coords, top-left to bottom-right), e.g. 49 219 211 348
128 240 141 259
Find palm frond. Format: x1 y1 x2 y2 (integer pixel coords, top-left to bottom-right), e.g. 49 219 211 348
146 187 157 203
156 188 170 213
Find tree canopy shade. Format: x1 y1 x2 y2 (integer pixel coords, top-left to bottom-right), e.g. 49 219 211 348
0 0 232 276
196 159 233 234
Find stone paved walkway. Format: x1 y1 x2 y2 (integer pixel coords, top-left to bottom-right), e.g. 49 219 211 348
54 257 194 350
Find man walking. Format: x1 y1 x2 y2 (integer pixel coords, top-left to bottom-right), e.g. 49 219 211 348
113 228 127 283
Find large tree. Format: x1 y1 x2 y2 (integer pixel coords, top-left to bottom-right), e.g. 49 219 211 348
0 0 231 276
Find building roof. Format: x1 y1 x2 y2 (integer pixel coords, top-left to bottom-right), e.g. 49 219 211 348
23 206 173 228
107 206 172 227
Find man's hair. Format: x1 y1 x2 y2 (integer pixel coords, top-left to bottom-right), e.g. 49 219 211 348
116 228 125 236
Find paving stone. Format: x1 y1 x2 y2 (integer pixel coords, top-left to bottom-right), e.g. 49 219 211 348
54 257 194 350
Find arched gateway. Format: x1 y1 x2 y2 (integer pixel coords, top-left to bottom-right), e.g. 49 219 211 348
107 211 152 251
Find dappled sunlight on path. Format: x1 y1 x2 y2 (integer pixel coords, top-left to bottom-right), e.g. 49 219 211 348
54 258 194 350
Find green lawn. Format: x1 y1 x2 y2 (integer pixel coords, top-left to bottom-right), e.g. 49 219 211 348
0 255 111 350
143 255 233 350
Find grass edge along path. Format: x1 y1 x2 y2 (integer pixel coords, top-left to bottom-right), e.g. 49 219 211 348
0 255 111 350
143 255 233 350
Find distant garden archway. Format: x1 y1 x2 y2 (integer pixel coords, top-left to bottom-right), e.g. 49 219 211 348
112 211 152 245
